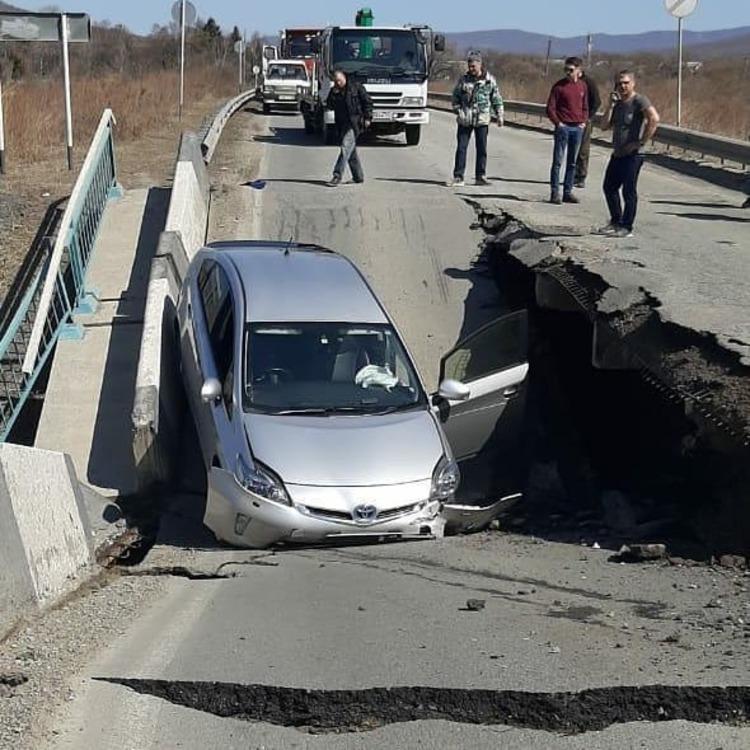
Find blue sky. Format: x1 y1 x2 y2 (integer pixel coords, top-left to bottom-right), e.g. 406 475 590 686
21 1 749 36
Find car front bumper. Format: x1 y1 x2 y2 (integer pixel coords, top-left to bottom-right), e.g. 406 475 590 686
204 468 446 549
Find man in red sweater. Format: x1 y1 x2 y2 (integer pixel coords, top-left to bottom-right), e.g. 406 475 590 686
546 57 588 204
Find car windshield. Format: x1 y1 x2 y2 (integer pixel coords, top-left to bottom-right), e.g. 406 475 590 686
330 29 426 76
267 64 307 80
245 323 426 415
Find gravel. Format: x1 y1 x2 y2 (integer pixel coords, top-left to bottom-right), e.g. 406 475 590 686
0 572 166 750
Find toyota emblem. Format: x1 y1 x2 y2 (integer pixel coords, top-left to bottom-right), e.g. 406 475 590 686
352 504 378 524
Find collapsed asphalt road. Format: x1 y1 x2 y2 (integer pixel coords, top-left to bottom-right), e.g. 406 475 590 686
103 678 750 734
25 109 750 750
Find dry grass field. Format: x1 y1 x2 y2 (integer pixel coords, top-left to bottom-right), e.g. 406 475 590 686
2 67 238 164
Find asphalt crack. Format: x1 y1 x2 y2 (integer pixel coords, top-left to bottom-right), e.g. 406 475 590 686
101 679 750 734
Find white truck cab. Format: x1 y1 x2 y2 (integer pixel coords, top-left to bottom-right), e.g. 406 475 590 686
302 23 445 146
261 59 311 114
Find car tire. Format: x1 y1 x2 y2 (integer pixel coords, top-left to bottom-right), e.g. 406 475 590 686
405 124 421 146
262 103 270 115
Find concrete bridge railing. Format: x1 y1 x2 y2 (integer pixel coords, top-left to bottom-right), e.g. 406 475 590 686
131 89 256 493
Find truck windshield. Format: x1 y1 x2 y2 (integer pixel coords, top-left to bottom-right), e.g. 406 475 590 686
330 29 425 78
244 322 426 415
267 64 308 80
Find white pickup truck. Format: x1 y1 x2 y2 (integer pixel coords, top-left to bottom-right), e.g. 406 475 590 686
260 60 311 114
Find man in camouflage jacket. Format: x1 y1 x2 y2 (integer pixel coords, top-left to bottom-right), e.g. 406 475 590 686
448 51 504 187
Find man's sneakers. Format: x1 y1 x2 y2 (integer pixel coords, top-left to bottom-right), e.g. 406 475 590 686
563 193 580 204
550 192 562 205
327 174 342 187
475 176 492 186
597 222 621 235
447 178 465 187
611 227 634 238
574 179 586 189
599 223 633 238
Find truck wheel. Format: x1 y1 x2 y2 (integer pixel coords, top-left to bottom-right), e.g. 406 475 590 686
405 125 421 146
303 115 314 135
262 103 270 115
324 125 337 145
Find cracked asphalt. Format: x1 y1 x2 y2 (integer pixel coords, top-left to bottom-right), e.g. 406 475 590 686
15 106 750 748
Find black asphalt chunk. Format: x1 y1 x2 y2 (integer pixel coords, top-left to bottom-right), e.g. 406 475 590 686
99 678 750 734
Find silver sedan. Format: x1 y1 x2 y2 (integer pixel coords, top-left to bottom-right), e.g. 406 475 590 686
176 241 528 548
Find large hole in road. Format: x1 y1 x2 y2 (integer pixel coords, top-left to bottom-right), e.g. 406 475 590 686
473 205 750 556
102 678 750 734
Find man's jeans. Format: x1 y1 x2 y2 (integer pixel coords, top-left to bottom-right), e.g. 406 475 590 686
603 153 645 230
551 124 583 195
575 121 594 183
453 125 489 179
333 128 364 181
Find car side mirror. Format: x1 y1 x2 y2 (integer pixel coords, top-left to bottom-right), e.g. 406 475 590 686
437 378 470 401
201 377 222 404
434 34 446 52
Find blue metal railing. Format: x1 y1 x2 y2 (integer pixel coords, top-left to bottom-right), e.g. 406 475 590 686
0 109 118 441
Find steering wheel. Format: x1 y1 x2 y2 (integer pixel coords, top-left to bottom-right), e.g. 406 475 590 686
256 367 294 385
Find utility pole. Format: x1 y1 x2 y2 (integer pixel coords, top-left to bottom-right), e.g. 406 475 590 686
586 33 593 66
179 0 186 120
544 38 552 77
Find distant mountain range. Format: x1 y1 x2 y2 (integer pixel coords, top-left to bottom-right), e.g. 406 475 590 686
0 2 24 11
446 26 750 58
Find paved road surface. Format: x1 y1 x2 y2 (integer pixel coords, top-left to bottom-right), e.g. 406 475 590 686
40 109 750 748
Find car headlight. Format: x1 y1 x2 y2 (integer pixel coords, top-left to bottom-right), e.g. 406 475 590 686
401 96 424 107
235 455 291 505
296 86 302 94
431 456 460 500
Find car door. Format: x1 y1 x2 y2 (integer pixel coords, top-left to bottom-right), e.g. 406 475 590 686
193 261 239 470
436 310 529 485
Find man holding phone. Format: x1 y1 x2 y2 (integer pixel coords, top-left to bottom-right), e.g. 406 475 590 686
599 70 660 237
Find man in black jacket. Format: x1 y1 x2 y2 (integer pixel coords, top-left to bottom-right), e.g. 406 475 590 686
325 70 373 187
574 70 601 189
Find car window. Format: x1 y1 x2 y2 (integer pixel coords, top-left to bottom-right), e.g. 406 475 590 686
199 263 235 415
267 64 307 80
441 311 528 384
244 323 427 415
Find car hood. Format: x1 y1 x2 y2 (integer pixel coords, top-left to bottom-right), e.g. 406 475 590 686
244 409 444 487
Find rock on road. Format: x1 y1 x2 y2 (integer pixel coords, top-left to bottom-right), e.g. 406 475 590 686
33 108 750 749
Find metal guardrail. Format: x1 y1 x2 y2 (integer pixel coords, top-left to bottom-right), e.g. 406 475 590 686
200 89 257 163
429 92 750 167
0 109 118 440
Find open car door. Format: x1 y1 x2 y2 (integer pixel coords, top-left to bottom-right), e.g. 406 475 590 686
436 310 529 528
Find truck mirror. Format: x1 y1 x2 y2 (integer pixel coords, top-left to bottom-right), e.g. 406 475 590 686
434 34 446 52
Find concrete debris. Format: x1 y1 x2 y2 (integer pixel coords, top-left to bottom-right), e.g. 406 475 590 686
611 544 667 563
718 555 747 570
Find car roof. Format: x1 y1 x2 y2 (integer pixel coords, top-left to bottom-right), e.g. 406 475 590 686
207 242 389 325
